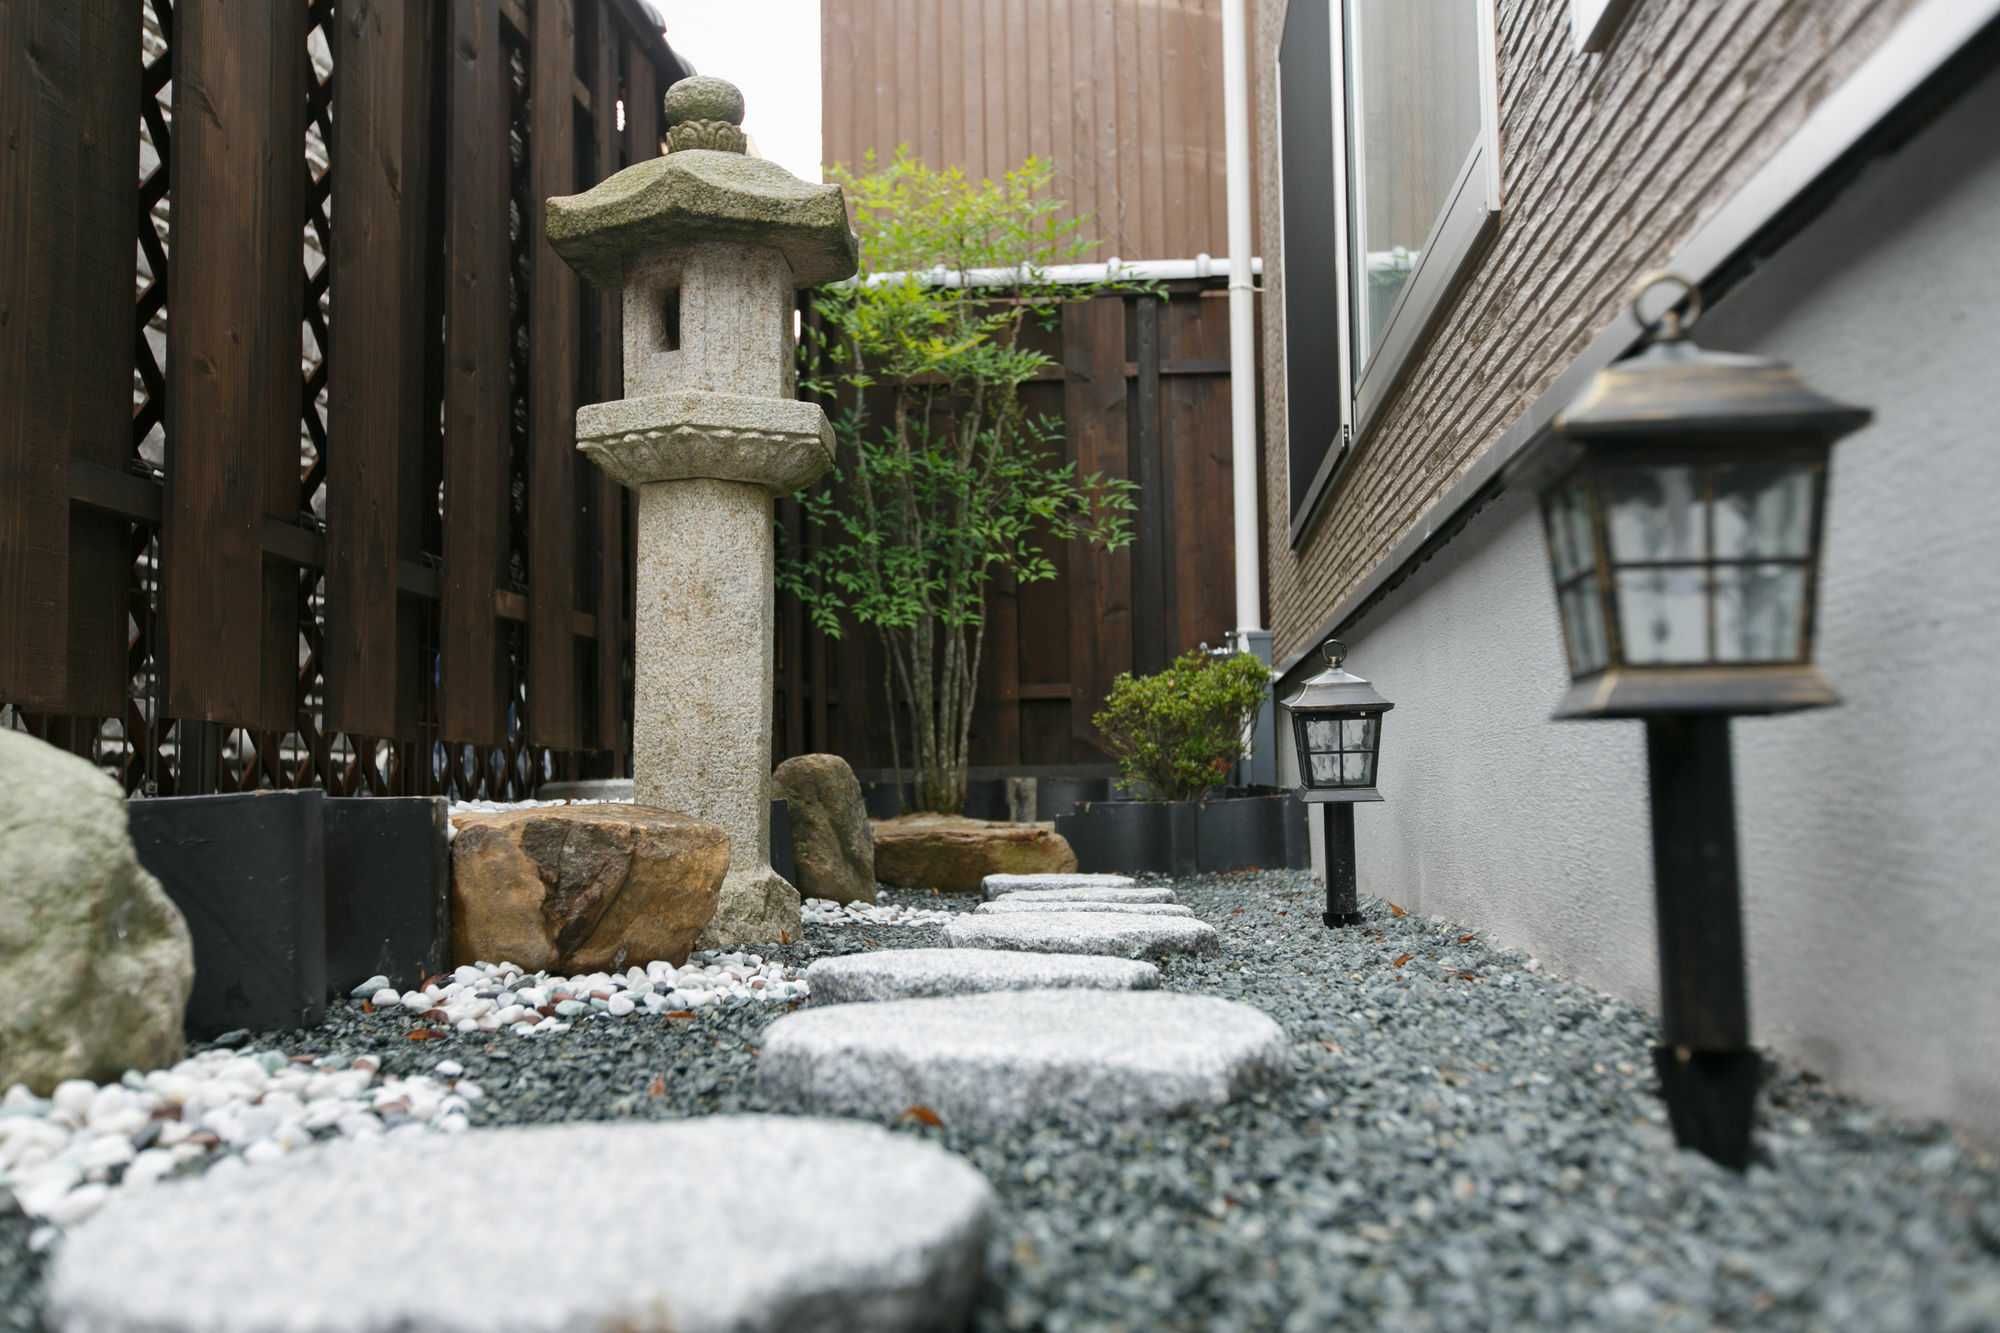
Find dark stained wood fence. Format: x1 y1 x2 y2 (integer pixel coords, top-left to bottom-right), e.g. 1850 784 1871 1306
0 0 688 798
775 280 1260 771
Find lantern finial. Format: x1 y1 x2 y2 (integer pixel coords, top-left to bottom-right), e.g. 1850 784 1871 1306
1321 637 1347 668
1629 271 1702 343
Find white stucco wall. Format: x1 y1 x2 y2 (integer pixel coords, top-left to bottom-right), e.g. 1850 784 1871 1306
1330 67 2000 1141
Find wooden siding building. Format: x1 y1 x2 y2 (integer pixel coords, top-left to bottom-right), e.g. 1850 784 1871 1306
821 0 1247 263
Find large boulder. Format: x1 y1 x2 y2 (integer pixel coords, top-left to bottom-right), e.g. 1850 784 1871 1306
451 805 727 973
0 731 193 1094
871 814 1077 895
772 754 875 905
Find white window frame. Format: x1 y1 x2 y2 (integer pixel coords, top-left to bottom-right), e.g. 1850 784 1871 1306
1287 0 1503 544
1570 0 1639 54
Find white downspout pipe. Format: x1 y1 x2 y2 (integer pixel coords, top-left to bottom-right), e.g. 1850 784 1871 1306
1221 0 1262 648
1221 0 1276 789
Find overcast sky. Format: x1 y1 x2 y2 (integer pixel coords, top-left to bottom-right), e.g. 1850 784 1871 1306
639 1 824 182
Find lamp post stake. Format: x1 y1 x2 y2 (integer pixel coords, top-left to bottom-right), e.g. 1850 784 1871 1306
1645 714 1759 1168
1322 804 1364 929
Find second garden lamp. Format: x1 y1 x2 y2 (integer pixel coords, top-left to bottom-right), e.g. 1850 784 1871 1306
1281 637 1393 928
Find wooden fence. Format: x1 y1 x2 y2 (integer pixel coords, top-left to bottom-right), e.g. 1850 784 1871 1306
774 279 1261 772
0 0 688 798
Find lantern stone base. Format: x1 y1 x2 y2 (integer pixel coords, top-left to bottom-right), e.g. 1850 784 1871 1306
695 864 803 949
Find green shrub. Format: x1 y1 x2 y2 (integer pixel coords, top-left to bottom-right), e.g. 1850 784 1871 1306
1093 649 1272 802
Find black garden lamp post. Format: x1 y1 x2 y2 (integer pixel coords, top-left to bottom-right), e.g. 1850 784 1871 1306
1531 272 1871 1169
1280 638 1393 929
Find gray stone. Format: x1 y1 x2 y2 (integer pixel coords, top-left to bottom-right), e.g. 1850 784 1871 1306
773 754 876 905
545 151 857 292
974 899 1194 917
578 391 834 493
47 1117 993 1333
981 872 1137 899
759 990 1290 1127
984 884 1180 904
944 911 1220 960
0 731 193 1094
804 948 1159 1005
664 75 746 129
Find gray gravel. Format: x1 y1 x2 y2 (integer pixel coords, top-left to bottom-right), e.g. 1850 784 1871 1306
8 871 2000 1332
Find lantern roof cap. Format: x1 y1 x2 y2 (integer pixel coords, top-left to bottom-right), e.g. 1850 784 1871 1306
1280 639 1394 714
1555 335 1872 441
546 77 858 292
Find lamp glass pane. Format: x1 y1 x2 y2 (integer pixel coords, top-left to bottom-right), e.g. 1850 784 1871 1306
1310 752 1341 784
1544 480 1597 581
1342 751 1375 785
1714 563 1807 661
1615 566 1707 663
1341 716 1376 750
1305 718 1339 750
1558 583 1609 676
1713 463 1814 559
1602 464 1705 565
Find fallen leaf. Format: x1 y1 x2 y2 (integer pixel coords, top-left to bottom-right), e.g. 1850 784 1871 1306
664 1010 697 1020
1460 971 1477 981
420 973 448 991
1389 904 1405 917
901 1105 944 1127
1231 909 1245 915
407 1029 442 1040
1393 953 1413 967
1275 911 1287 917
1319 1041 1343 1053
1459 934 1476 943
360 1000 374 1014
647 1074 666 1100
421 1008 449 1022
780 932 791 945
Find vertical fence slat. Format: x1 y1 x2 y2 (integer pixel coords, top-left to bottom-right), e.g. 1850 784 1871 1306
0 0 138 715
441 0 509 746
1063 295 1132 757
526 0 578 748
64 0 136 721
592 9 626 770
162 0 303 728
1130 293 1168 675
326 0 430 739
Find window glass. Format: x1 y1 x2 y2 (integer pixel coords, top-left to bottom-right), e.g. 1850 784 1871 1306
1344 0 1484 369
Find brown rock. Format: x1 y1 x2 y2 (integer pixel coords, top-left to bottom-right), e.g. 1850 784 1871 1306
870 814 1078 895
773 754 876 905
450 805 728 973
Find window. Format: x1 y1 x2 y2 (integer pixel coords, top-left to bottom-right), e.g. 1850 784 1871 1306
1276 0 1343 518
1278 0 1501 539
1570 0 1639 54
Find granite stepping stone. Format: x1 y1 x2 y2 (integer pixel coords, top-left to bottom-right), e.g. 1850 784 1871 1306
985 884 1178 905
47 1117 993 1333
759 990 1290 1127
944 910 1218 960
973 898 1195 917
980 872 1140 900
804 948 1160 1004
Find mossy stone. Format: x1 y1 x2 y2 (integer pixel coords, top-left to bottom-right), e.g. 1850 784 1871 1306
664 75 745 128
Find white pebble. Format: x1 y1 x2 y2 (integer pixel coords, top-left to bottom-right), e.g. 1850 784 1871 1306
434 1060 464 1078
370 988 400 1008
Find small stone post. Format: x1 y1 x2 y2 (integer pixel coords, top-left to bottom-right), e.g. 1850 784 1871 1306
546 77 858 945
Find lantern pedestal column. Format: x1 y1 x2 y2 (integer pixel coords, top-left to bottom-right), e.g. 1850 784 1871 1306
1321 803 1365 928
1645 713 1759 1170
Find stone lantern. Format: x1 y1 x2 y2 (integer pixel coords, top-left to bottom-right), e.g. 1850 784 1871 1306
545 76 858 945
